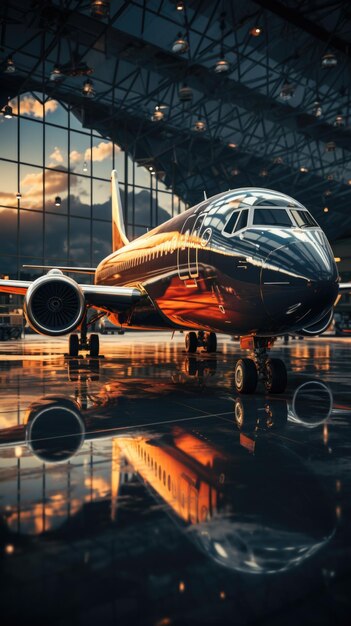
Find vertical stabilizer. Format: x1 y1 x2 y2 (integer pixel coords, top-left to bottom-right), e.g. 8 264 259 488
111 170 129 251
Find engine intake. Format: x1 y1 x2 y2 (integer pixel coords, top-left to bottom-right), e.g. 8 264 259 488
24 270 85 335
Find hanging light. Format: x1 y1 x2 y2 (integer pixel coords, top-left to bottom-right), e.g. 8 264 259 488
325 141 336 152
324 189 332 196
16 192 21 200
334 112 344 127
90 0 110 17
3 103 13 119
82 78 95 98
83 161 88 172
312 101 322 117
172 32 189 54
323 207 329 213
321 52 337 69
193 117 206 132
280 80 295 101
231 167 239 176
151 105 164 122
249 26 262 37
214 57 230 74
259 168 268 177
5 56 15 74
176 1 184 10
273 156 283 164
327 174 334 181
214 13 230 74
179 83 193 102
228 142 237 149
50 65 64 81
55 196 61 207
300 165 309 173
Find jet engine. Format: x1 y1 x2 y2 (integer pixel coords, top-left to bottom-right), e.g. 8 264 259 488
24 270 85 336
298 308 333 337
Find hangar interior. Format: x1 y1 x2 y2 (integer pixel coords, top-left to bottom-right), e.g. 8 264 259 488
0 1 351 625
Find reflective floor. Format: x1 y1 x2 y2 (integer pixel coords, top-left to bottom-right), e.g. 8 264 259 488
0 333 351 625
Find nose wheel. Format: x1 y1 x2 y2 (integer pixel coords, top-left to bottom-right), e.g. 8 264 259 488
234 337 287 394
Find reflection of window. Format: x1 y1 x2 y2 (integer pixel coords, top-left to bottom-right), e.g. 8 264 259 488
20 165 43 211
93 179 111 220
91 137 112 179
0 161 17 207
253 208 292 227
70 131 91 174
0 114 17 161
71 175 91 217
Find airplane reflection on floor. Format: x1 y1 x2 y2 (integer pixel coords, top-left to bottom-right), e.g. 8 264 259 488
0 336 350 626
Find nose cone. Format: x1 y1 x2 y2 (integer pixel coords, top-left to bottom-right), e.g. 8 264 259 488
261 231 338 328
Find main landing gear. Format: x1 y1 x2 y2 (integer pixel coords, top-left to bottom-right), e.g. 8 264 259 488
185 330 217 354
68 315 100 358
234 336 287 395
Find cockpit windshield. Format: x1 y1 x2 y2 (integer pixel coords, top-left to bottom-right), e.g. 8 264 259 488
290 209 318 228
253 208 292 227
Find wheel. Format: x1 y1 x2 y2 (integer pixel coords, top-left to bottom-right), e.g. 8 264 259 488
185 331 198 353
234 358 258 394
264 358 287 394
69 333 79 357
89 333 99 358
205 332 217 353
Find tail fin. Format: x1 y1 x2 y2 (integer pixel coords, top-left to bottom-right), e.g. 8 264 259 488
111 170 129 251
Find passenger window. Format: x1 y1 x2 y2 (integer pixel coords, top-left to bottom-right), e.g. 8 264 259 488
233 209 248 233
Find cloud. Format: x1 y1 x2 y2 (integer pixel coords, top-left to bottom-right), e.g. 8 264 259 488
69 150 82 164
49 147 64 164
10 95 58 119
85 141 111 162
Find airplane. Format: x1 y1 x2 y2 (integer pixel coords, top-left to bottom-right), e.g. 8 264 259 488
0 170 348 394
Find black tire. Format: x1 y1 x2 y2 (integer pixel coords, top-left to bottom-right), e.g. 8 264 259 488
89 333 99 358
184 357 198 376
265 358 287 394
205 332 217 353
234 358 258 394
185 331 198 353
69 333 79 357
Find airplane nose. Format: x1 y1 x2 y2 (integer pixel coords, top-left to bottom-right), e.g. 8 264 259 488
261 234 338 326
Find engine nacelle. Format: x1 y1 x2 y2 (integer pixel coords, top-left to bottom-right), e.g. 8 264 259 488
298 308 333 337
24 270 85 336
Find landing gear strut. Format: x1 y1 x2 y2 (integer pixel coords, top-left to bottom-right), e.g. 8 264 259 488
68 314 100 358
185 331 217 354
234 336 287 395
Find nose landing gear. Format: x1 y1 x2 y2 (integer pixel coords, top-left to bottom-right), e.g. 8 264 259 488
68 314 100 358
185 331 217 353
234 336 287 394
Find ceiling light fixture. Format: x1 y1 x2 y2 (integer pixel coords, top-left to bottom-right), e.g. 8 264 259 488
176 1 184 10
90 0 110 17
172 32 189 54
83 161 88 172
273 156 284 164
214 12 230 74
193 117 206 132
300 165 309 173
312 101 322 117
3 102 13 119
231 167 239 176
321 52 337 69
280 80 295 101
16 192 21 200
151 105 164 122
325 141 336 152
249 26 262 37
324 189 332 196
259 168 268 177
228 142 237 149
5 56 15 74
334 257 341 262
50 65 64 81
82 78 95 98
179 83 193 102
323 207 329 213
334 112 344 127
55 196 61 207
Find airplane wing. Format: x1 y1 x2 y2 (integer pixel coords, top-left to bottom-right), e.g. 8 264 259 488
0 278 143 310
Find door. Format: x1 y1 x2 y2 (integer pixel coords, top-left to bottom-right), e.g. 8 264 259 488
177 214 197 279
177 213 209 280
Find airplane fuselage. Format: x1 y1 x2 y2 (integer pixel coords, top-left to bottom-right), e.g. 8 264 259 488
96 188 339 335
